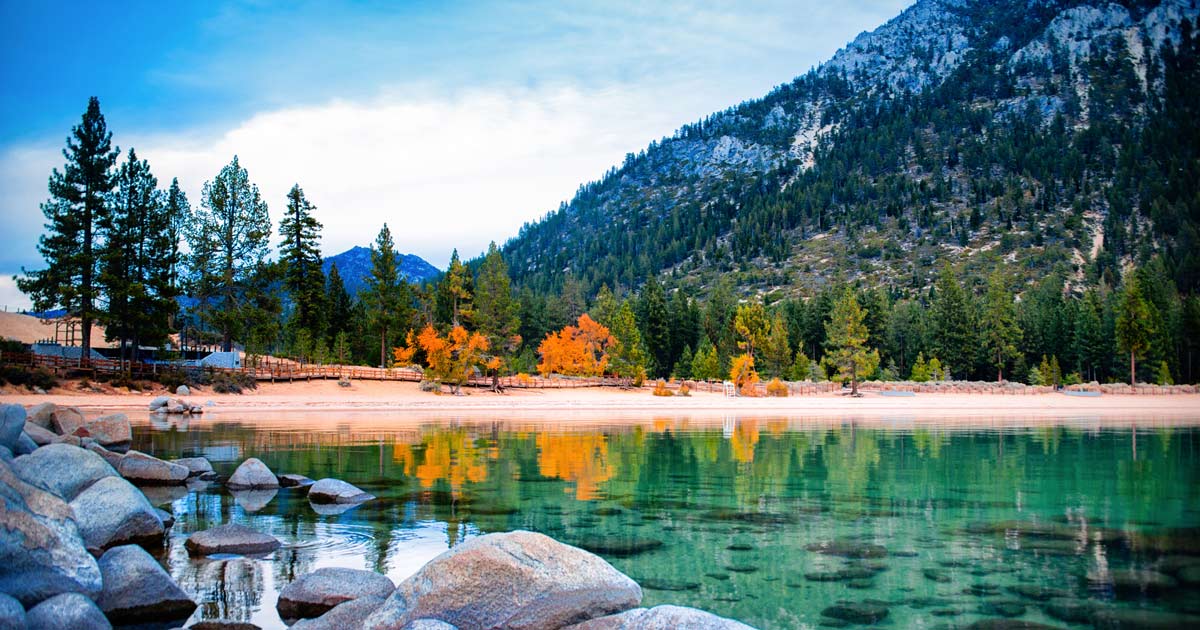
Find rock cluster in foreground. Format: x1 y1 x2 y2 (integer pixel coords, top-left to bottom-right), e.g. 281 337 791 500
1 402 759 630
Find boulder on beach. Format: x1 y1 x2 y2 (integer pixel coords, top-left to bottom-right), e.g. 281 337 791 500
69 475 165 553
148 396 170 412
185 524 281 556
96 544 196 625
290 597 389 630
564 605 756 630
11 443 117 501
0 459 103 607
226 458 279 489
277 567 395 620
308 478 375 504
0 404 27 450
25 402 58 429
170 456 214 477
176 385 190 396
363 530 642 630
25 592 111 630
117 451 189 485
48 406 87 436
0 592 26 629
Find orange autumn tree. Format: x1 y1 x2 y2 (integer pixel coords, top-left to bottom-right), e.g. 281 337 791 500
394 324 497 394
537 314 615 377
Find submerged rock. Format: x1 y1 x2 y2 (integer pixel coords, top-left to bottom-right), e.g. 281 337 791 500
978 600 1027 617
1091 608 1200 629
0 459 103 606
11 443 117 500
69 475 164 553
568 536 664 557
964 621 1065 630
277 567 395 620
564 605 755 629
308 478 374 504
185 524 281 556
226 458 279 489
820 601 889 624
806 539 888 559
1007 584 1073 601
1105 569 1178 596
96 545 196 624
25 592 111 630
118 451 189 485
1042 597 1099 624
362 530 641 630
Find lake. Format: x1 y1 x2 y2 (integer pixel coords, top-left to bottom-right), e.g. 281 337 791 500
128 413 1200 629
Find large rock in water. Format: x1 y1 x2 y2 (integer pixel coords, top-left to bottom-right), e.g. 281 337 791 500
69 475 165 553
277 567 395 619
226 458 279 489
96 544 196 625
11 443 117 501
0 404 26 451
117 451 189 485
185 524 281 556
170 456 214 477
76 413 131 448
362 531 642 630
308 478 375 504
290 597 389 630
564 605 756 629
0 460 102 607
25 592 111 630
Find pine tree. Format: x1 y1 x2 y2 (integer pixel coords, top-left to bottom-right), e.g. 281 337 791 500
761 313 792 378
436 249 474 327
474 242 520 387
608 301 648 382
325 263 354 347
981 271 1021 381
822 288 880 395
787 348 812 381
591 284 619 327
363 224 412 367
637 276 671 376
278 184 326 340
1116 274 1155 386
733 303 770 359
673 345 694 379
691 336 721 381
185 155 273 352
99 148 178 370
18 97 118 365
1074 291 1106 382
931 266 977 378
164 178 190 292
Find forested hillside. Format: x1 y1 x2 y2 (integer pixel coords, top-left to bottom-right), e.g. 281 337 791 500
502 0 1200 299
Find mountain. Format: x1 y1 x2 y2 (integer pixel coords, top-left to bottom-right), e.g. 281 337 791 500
322 246 440 295
501 0 1200 299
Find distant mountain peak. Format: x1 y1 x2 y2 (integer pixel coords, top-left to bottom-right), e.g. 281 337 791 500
323 246 440 295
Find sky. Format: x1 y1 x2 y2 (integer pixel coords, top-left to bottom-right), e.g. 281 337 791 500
0 0 912 310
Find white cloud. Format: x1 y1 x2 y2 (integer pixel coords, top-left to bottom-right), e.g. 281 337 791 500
1 82 717 272
0 276 33 312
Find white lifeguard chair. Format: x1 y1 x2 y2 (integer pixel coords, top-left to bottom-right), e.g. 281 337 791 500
723 380 737 397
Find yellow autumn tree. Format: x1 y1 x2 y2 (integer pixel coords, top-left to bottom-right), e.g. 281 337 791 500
536 314 614 377
730 352 760 396
394 324 493 394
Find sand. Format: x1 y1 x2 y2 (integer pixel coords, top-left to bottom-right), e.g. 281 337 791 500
2 379 1198 425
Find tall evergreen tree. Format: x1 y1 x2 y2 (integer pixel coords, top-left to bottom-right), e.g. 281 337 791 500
325 263 354 345
18 97 118 364
435 249 473 327
637 276 671 376
1074 291 1107 382
608 301 648 382
278 184 326 341
931 266 976 378
1116 274 1155 386
185 155 272 352
474 242 520 363
761 312 792 378
164 178 190 291
363 224 411 367
99 148 178 369
981 271 1021 381
822 288 880 395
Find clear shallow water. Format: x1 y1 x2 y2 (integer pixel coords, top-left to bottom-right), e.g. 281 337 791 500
128 414 1200 629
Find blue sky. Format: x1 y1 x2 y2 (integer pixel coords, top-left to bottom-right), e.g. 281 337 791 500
0 0 912 308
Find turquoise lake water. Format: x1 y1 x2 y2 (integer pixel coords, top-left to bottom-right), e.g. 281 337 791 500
128 414 1200 629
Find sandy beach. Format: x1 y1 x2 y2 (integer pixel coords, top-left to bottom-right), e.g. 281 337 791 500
2 379 1198 423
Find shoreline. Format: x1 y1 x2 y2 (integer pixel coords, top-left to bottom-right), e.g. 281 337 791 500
2 379 1198 424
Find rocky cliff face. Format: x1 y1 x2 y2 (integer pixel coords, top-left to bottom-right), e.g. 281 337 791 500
502 0 1200 298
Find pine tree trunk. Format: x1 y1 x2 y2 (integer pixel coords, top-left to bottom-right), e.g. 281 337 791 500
1130 351 1136 387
